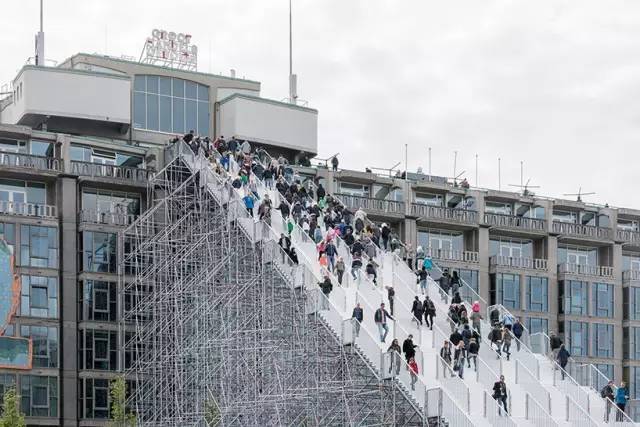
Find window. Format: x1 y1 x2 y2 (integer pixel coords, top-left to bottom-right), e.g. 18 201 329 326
485 202 512 215
133 75 210 136
567 321 589 357
81 189 141 216
20 375 57 417
557 245 598 266
562 280 588 315
592 283 614 318
624 327 640 360
592 323 614 358
623 254 640 272
70 145 144 168
81 232 117 273
124 332 137 370
79 329 118 371
19 275 58 318
20 326 57 368
457 269 479 301
0 179 46 205
79 378 110 419
626 367 640 399
553 210 577 223
338 182 369 197
0 222 16 251
526 276 548 312
0 138 26 153
79 281 117 322
30 140 53 157
527 317 549 335
414 192 443 207
619 219 640 232
491 273 521 310
625 287 640 320
594 364 613 390
489 237 533 258
19 225 58 268
417 230 464 254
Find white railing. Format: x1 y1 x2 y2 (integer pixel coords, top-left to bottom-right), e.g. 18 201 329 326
0 151 63 171
552 221 613 240
79 209 138 226
483 390 516 427
425 387 475 427
0 200 57 219
617 228 640 245
623 270 640 282
425 247 479 263
487 304 537 372
484 212 546 232
71 160 154 183
489 255 548 271
335 193 406 215
565 395 599 427
525 393 559 427
515 359 551 413
557 263 615 278
434 354 471 414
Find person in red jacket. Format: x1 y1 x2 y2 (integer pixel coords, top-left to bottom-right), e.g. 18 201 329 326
408 357 419 391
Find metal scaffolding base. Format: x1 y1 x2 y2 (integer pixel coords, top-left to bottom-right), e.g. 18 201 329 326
121 156 425 426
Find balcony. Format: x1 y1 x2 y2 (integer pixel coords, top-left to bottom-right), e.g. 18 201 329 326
79 209 138 227
623 270 640 284
71 161 154 185
425 247 479 264
411 204 477 226
484 213 546 233
552 221 613 241
617 228 640 246
335 193 405 216
489 255 548 271
557 263 614 279
0 151 63 173
0 200 56 219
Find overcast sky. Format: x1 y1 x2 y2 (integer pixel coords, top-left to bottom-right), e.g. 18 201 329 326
2 1 640 207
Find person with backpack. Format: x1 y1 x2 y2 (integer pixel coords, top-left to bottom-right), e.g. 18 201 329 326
351 303 363 337
440 341 452 377
403 335 418 363
461 325 473 365
502 327 512 361
489 307 500 327
601 380 615 422
385 285 395 315
416 266 429 295
423 296 436 330
318 274 333 309
470 301 483 335
493 375 509 415
453 341 465 379
411 296 424 326
512 318 524 351
490 324 503 357
325 240 337 272
549 332 562 360
438 269 451 303
451 270 461 295
335 257 346 285
468 338 479 371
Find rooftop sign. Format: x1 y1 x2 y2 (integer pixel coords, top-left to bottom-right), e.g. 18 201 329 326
141 29 198 71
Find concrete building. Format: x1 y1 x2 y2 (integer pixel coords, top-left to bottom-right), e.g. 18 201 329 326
0 53 317 426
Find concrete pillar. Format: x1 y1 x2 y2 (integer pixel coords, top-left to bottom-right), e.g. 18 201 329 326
478 225 491 304
547 235 559 334
57 134 71 173
58 176 78 426
404 217 417 251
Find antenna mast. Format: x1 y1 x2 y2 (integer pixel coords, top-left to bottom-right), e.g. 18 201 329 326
288 0 298 104
35 0 45 66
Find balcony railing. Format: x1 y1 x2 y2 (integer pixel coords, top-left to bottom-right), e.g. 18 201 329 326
617 228 640 245
71 161 154 183
0 151 63 172
489 255 548 271
558 263 614 279
0 200 56 219
335 193 405 215
552 221 613 240
79 209 138 226
623 270 640 282
484 213 546 232
411 204 477 225
425 247 479 263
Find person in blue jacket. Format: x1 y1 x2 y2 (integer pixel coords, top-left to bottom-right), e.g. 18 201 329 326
615 381 629 421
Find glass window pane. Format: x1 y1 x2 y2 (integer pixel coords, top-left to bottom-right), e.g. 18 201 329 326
133 75 145 91
198 84 209 101
146 94 159 131
146 75 158 93
159 77 171 96
197 101 209 136
159 96 172 133
172 98 184 134
185 81 198 99
185 100 197 133
172 79 184 97
133 92 146 129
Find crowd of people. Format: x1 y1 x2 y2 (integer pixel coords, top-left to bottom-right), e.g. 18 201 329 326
175 132 631 421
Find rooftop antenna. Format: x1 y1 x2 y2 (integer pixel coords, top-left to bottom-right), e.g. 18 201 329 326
509 178 540 197
447 171 466 187
428 147 432 175
35 0 45 66
498 157 501 190
288 0 298 104
563 187 596 203
453 150 458 178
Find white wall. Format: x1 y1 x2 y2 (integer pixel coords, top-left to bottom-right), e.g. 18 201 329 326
216 87 260 101
0 67 130 125
219 95 318 154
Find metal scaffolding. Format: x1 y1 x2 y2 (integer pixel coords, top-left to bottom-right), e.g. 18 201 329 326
119 146 426 426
